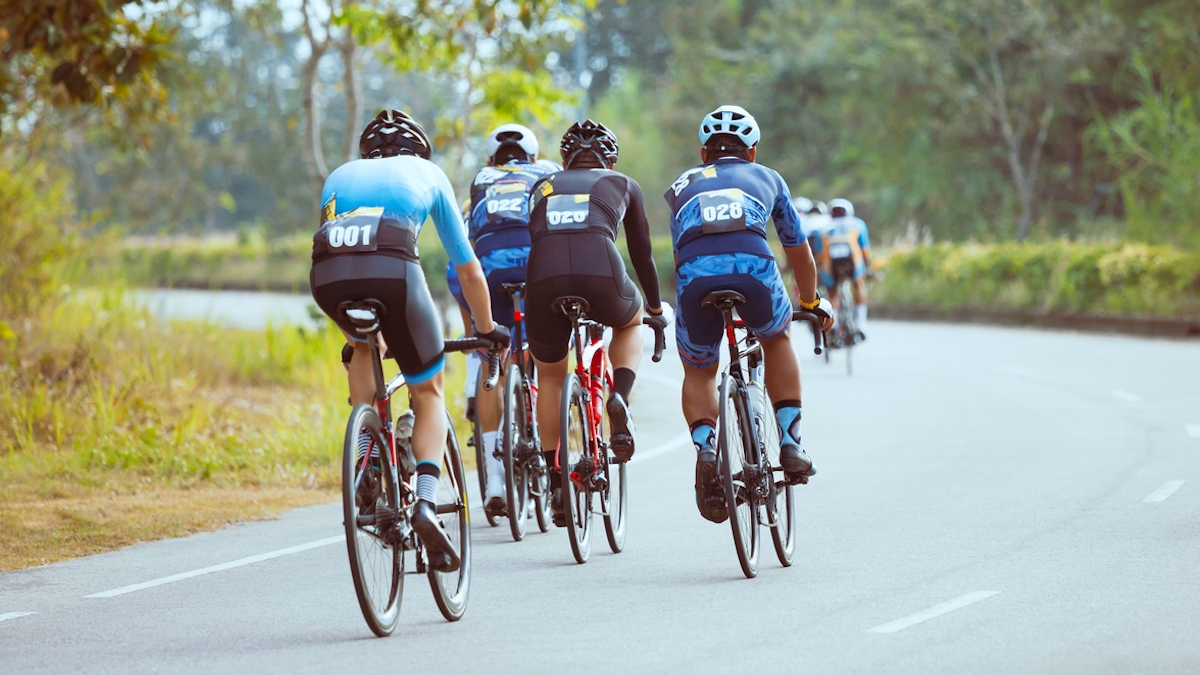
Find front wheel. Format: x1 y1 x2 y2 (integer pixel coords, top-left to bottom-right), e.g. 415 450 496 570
560 372 592 564
427 414 471 621
718 375 760 579
342 404 403 636
502 364 529 542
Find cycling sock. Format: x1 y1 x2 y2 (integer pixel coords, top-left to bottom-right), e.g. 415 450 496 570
613 367 636 404
856 304 868 330
356 429 374 462
464 352 483 396
772 400 803 448
483 430 504 481
690 419 716 452
416 461 440 503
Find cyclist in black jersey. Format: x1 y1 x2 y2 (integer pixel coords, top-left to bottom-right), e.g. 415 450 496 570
525 120 667 519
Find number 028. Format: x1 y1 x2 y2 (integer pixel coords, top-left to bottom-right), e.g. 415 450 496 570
328 225 372 248
702 201 742 222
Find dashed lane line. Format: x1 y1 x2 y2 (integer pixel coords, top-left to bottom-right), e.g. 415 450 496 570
1143 480 1185 503
628 433 691 465
867 591 1001 634
0 612 35 623
85 536 342 598
1111 389 1142 403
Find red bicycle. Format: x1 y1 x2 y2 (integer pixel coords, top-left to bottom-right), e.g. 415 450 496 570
552 297 665 564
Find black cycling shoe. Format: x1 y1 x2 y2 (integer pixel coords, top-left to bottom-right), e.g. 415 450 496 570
694 447 728 523
780 443 816 482
551 488 567 528
412 500 460 573
607 394 635 462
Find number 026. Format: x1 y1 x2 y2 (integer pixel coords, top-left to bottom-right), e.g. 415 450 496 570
328 224 372 248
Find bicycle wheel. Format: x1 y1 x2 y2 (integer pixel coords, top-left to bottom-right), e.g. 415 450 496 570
502 363 529 542
601 375 627 553
718 375 760 578
428 415 471 621
342 404 403 636
761 413 796 567
470 397 499 528
560 372 592 564
528 363 552 534
840 279 855 376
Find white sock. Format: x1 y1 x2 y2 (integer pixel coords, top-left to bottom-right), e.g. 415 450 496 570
416 471 440 503
483 431 504 481
856 304 868 331
464 352 482 397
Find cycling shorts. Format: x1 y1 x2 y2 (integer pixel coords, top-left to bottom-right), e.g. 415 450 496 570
525 235 641 363
481 247 528 330
675 253 791 369
311 255 445 383
818 256 865 289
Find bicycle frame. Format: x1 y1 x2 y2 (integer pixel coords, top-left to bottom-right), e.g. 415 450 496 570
564 318 612 481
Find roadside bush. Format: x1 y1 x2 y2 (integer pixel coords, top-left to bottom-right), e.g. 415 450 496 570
0 159 80 321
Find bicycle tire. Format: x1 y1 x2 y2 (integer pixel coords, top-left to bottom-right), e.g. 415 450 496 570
529 362 552 534
560 372 591 564
718 375 760 578
342 404 403 636
502 363 529 542
428 414 472 621
601 376 627 553
761 415 796 566
840 278 855 377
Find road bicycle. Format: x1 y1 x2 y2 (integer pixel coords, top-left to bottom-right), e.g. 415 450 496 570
702 290 823 579
497 282 554 541
467 378 503 528
554 297 666 564
338 299 500 637
823 268 860 376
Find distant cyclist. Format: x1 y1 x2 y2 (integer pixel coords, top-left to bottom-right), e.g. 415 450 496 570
811 197 872 338
525 120 666 523
463 123 559 519
663 105 832 523
310 109 510 571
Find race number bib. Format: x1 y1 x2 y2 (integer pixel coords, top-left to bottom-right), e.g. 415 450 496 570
828 242 853 259
545 194 590 230
698 188 747 234
484 184 527 222
321 207 382 252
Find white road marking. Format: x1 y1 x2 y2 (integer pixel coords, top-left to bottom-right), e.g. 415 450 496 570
0 612 35 623
1142 480 1185 503
1186 424 1200 439
85 536 342 598
638 369 682 389
867 591 1000 634
629 433 691 465
1111 389 1142 403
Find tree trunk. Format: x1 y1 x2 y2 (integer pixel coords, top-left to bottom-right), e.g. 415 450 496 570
340 34 361 164
301 43 330 185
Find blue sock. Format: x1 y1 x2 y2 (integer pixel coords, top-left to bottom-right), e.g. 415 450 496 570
690 420 716 452
773 403 802 448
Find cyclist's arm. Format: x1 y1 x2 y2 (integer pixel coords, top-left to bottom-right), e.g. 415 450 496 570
430 169 497 334
622 178 663 311
784 242 820 306
859 221 872 269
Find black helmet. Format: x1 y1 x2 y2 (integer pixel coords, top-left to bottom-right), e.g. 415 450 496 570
359 109 432 160
559 119 619 168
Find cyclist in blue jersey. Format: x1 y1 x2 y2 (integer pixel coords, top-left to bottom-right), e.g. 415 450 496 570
311 109 509 571
462 124 560 518
664 105 832 523
812 198 873 338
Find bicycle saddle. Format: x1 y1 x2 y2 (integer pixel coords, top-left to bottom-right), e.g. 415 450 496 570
550 296 590 319
701 290 746 310
500 282 526 294
338 299 386 334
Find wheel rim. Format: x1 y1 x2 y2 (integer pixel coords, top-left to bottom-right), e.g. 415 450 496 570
602 377 627 552
719 378 759 578
428 421 470 620
562 374 591 563
504 366 528 540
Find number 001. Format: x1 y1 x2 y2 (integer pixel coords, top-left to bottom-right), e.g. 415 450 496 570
329 225 373 248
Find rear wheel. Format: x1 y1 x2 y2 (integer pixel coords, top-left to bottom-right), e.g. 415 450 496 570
470 396 499 528
718 375 760 579
762 415 796 567
428 416 471 621
342 404 403 636
839 278 855 376
601 376 627 553
502 364 529 542
560 373 591 564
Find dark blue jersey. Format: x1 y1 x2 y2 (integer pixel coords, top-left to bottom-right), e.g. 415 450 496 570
466 159 558 258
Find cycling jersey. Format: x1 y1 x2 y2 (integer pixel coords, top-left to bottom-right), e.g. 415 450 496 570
812 216 870 287
311 155 472 383
524 168 661 362
665 157 804 369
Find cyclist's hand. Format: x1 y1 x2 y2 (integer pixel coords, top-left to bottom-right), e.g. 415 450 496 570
812 298 835 332
644 304 671 333
478 324 511 348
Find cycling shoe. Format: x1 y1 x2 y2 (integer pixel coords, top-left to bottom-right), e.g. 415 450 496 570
694 447 728 523
780 443 816 481
551 488 567 528
412 500 460 573
607 395 635 462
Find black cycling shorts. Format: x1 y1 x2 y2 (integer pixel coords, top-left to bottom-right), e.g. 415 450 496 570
525 236 641 363
310 255 444 378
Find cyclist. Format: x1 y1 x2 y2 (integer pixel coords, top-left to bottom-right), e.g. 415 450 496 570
663 105 832 523
463 123 560 519
525 119 666 522
310 109 510 571
812 197 872 339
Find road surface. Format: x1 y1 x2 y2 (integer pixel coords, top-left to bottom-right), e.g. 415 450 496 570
2 321 1198 673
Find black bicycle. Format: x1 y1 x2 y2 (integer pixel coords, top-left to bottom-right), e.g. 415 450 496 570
338 299 500 636
702 290 823 579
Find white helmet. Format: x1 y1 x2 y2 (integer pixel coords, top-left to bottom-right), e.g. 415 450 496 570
792 196 814 213
486 123 539 160
699 104 760 147
828 198 854 218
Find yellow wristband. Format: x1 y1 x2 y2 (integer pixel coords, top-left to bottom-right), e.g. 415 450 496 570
797 296 820 311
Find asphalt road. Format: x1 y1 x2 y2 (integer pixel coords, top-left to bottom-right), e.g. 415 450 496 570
3 321 1198 674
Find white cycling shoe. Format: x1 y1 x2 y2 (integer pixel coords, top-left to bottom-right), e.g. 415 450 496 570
484 473 506 518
